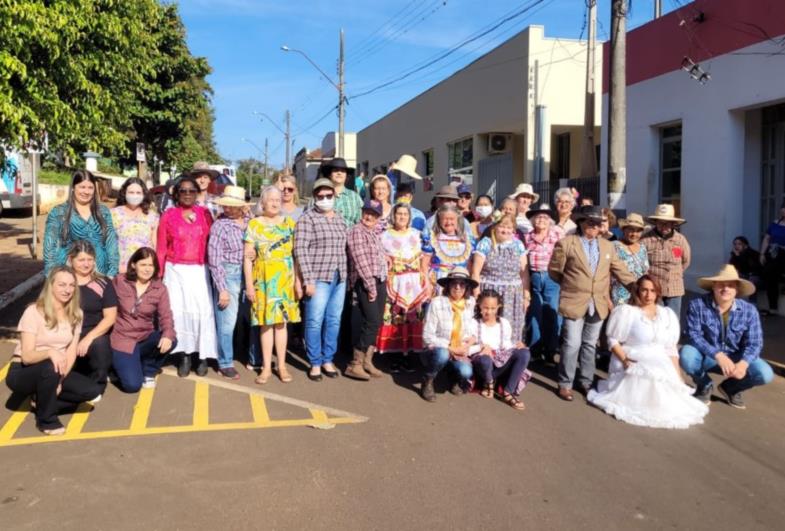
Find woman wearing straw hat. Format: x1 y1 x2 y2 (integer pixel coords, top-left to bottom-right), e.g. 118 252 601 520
420 267 478 402
640 204 691 319
679 265 774 410
509 183 540 235
187 161 222 220
611 213 650 306
157 176 217 378
207 186 251 380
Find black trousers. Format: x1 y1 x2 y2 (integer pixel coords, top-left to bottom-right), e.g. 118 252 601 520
6 360 103 430
763 251 785 309
351 279 387 351
73 334 113 392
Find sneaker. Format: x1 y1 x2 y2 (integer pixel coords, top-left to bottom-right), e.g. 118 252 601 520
719 381 746 409
219 367 240 380
86 394 102 405
693 383 713 405
142 377 157 389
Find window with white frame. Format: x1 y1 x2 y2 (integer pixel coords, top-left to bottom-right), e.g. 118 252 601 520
448 137 473 185
659 124 682 214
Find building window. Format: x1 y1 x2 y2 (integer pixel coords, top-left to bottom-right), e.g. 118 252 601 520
556 133 570 180
448 137 473 185
422 149 434 177
660 124 682 214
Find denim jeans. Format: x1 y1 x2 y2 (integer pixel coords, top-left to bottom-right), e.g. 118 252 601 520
420 347 473 382
527 271 562 354
679 344 774 394
304 270 346 367
472 348 531 395
558 313 604 389
661 296 682 321
214 263 242 369
112 330 176 393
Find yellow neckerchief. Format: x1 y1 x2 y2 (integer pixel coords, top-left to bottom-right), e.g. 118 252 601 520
449 297 466 348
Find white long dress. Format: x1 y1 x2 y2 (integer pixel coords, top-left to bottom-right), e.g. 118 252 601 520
587 304 708 429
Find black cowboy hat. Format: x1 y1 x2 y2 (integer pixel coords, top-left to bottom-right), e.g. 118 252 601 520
319 157 356 178
526 203 557 221
436 267 479 290
571 204 604 223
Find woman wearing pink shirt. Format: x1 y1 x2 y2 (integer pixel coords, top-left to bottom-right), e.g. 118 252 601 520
157 176 217 377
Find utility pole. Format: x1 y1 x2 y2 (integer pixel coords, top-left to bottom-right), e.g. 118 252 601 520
607 0 627 213
654 0 662 18
264 137 269 186
580 0 598 179
337 29 346 158
285 110 291 171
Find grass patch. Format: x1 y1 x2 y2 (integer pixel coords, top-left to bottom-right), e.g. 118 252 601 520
38 169 73 186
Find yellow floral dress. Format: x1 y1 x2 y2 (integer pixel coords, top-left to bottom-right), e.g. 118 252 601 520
244 216 301 325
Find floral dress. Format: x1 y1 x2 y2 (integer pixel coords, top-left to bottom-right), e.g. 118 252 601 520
422 230 474 295
111 206 159 272
611 242 650 305
244 216 301 326
376 228 429 353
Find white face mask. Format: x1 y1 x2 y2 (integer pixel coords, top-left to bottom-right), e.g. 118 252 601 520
125 193 144 206
315 198 334 211
476 205 493 218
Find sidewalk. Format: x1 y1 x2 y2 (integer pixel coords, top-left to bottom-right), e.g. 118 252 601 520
0 211 44 294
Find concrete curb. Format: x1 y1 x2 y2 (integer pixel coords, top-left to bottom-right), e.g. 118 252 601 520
0 271 44 312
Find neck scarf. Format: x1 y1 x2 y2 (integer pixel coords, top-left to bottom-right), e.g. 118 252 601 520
449 297 466 348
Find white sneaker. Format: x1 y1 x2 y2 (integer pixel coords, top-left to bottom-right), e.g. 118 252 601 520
86 394 102 405
142 377 157 389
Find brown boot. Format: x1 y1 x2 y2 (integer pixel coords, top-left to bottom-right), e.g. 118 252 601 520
345 349 371 381
363 346 383 378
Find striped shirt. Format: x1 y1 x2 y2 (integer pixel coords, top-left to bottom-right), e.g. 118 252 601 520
640 230 691 297
294 209 348 285
524 226 563 272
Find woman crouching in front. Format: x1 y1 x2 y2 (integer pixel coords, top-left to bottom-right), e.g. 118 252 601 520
6 267 103 435
420 267 477 402
111 248 177 391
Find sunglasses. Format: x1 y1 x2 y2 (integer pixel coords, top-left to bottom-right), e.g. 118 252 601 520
450 281 468 289
585 220 602 227
179 189 198 195
315 193 334 200
459 194 472 199
282 187 295 192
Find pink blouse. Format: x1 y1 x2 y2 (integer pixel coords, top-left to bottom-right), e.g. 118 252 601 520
156 206 212 273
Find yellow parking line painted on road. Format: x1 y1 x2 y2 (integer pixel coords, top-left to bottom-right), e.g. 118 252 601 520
129 387 155 432
0 398 31 442
249 394 270 425
193 381 209 427
64 404 92 436
309 409 329 423
0 361 11 383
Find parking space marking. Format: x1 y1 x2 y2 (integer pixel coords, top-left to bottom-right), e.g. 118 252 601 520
0 362 368 447
0 361 9 383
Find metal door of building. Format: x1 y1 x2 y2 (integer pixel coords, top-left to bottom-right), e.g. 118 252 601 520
761 104 785 234
477 153 513 205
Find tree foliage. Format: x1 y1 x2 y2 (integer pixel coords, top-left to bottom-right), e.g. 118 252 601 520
0 0 220 168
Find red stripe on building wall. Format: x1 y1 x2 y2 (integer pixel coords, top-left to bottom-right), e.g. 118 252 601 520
602 0 785 92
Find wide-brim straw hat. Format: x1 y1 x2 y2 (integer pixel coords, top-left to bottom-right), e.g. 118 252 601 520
436 266 479 290
618 212 646 229
646 203 686 225
434 184 459 200
215 185 250 207
187 161 220 179
392 154 422 180
508 183 540 203
526 203 557 220
697 264 756 298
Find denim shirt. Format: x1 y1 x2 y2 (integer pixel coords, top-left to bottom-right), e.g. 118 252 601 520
685 294 763 363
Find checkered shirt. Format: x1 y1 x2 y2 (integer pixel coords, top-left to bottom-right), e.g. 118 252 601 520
294 209 348 285
640 230 691 297
347 223 387 299
685 294 763 363
524 226 564 272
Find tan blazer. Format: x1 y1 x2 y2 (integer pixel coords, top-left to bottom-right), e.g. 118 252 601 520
548 235 636 320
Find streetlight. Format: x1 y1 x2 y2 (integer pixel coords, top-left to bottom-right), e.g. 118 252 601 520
281 30 346 158
253 111 290 170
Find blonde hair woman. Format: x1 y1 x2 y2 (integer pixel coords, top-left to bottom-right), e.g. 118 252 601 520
276 174 304 221
369 174 393 233
5 267 103 435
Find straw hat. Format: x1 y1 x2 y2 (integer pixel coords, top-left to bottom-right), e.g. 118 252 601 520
187 161 220 179
436 267 479 290
392 154 422 180
508 183 540 203
312 177 335 192
697 264 756 298
215 185 250 207
434 184 459 200
646 203 685 225
618 212 646 229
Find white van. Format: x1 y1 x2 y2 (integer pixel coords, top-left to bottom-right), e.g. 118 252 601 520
0 150 34 216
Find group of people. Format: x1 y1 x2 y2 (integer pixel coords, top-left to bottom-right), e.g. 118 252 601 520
6 155 776 434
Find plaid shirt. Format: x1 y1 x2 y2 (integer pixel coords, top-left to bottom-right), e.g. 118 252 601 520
347 223 387 299
685 294 763 364
524 226 563 272
422 295 476 349
294 209 348 285
207 216 247 293
640 230 691 297
334 187 363 227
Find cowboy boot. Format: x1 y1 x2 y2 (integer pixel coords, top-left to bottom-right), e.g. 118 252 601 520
345 349 371 381
420 377 436 402
363 346 383 378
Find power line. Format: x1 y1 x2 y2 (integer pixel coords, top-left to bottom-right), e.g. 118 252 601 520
345 0 421 59
293 104 339 138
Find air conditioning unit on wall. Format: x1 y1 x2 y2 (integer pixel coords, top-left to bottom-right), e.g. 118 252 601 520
488 133 513 155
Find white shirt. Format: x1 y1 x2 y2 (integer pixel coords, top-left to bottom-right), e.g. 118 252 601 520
468 317 514 355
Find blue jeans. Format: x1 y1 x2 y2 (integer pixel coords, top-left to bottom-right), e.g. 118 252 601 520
527 271 561 354
679 344 774 394
472 348 531 395
112 331 176 393
420 347 473 382
214 263 242 369
304 271 346 367
661 296 682 321
558 313 604 389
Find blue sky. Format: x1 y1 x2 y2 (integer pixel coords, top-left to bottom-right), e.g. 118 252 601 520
177 0 673 166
